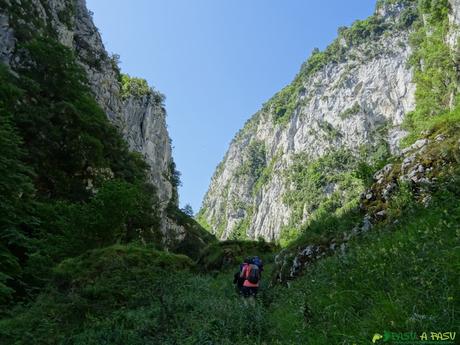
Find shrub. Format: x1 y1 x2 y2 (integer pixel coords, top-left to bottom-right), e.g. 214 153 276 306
120 74 165 103
404 0 457 141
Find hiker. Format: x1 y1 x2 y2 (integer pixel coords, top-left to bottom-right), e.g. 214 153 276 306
240 257 260 298
233 257 251 294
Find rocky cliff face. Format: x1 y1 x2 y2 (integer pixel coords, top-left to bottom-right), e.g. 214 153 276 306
199 0 419 240
0 0 174 208
448 0 460 48
121 95 173 205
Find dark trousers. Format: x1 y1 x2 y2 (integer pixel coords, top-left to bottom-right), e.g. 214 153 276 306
242 286 258 298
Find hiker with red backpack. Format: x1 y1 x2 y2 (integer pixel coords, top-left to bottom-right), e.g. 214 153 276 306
239 257 261 298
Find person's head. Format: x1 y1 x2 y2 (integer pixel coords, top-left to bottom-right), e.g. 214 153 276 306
244 257 251 264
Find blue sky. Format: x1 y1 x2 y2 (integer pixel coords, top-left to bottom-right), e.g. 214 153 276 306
86 0 376 213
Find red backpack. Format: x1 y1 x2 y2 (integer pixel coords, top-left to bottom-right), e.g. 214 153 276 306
246 264 260 284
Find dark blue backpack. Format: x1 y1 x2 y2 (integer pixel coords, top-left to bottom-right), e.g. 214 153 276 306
252 256 263 271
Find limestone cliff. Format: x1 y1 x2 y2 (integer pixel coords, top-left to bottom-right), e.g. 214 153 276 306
0 0 174 208
199 0 419 240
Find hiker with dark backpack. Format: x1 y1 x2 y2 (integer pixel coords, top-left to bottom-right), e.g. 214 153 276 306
233 257 251 294
240 257 260 298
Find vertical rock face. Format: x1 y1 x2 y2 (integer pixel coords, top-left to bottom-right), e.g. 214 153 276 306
449 0 460 30
199 0 418 240
0 13 14 64
448 0 460 50
0 0 173 207
122 95 173 206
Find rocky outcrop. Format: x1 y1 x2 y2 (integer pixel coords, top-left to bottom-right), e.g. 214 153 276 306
274 125 460 283
0 0 174 207
122 94 173 205
361 132 460 216
0 13 14 64
200 1 417 240
448 0 460 49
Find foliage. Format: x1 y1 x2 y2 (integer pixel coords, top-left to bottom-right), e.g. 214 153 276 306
0 37 165 305
0 114 35 304
253 152 280 195
283 150 364 229
247 140 267 181
35 180 160 262
356 138 391 186
404 0 458 143
120 74 165 103
339 101 361 120
10 38 152 200
0 0 50 41
3 173 458 344
166 206 217 260
264 77 304 124
268 180 459 344
397 5 419 29
279 139 392 247
197 240 279 272
195 208 212 231
181 203 194 216
166 159 181 207
339 15 388 46
235 140 267 179
229 206 253 240
0 244 278 345
317 120 343 139
0 1 458 344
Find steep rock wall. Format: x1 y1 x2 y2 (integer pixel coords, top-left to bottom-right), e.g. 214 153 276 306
122 94 173 205
0 0 173 207
448 0 460 48
199 1 417 240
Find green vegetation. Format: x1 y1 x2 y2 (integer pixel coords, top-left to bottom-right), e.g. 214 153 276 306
1 0 459 344
0 114 35 304
198 183 232 239
268 180 459 344
265 77 304 124
339 102 361 119
215 216 229 239
196 208 212 231
247 140 267 181
0 36 165 306
403 0 458 144
229 206 254 240
120 74 165 102
2 175 458 344
57 0 76 29
0 0 47 41
317 120 343 139
235 140 267 179
253 152 281 195
166 205 217 260
281 150 364 243
280 135 391 247
0 13 208 315
197 240 279 272
0 241 282 345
